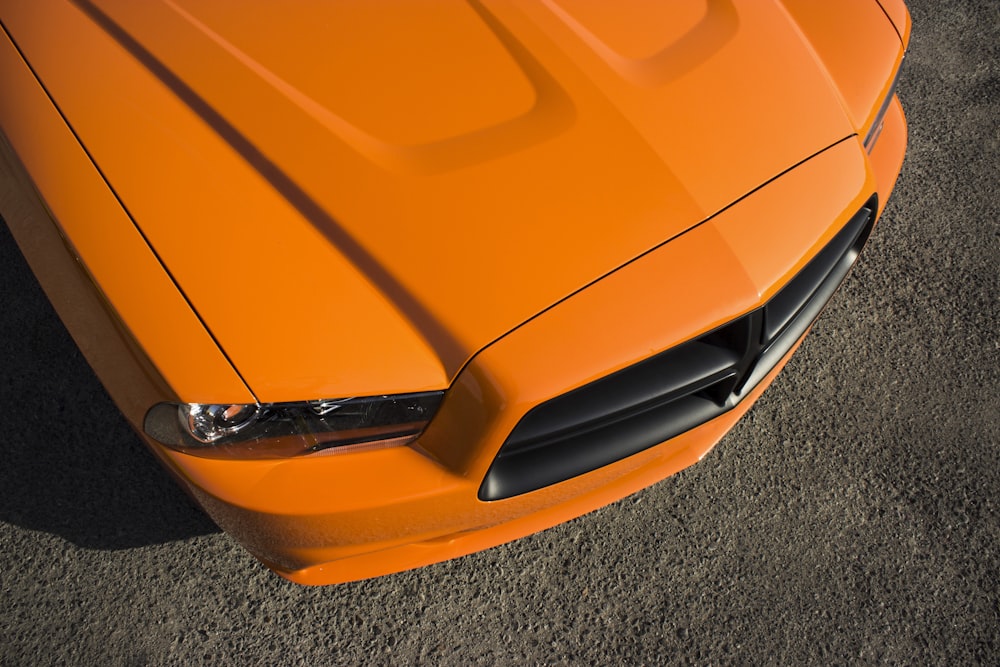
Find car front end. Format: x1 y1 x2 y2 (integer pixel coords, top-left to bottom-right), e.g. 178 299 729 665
0 0 908 584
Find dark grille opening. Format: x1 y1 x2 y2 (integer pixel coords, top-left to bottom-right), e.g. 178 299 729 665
480 198 877 501
739 200 875 395
763 203 873 342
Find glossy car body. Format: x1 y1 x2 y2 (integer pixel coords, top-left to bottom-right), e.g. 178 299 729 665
0 0 908 584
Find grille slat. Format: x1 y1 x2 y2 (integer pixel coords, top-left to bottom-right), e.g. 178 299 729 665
763 205 872 341
479 198 877 501
505 341 742 453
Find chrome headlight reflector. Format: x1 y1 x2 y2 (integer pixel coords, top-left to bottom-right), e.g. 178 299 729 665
143 391 444 459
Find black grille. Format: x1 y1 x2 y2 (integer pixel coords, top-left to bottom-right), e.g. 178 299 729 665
480 198 877 501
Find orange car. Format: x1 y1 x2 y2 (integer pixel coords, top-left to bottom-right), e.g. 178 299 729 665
0 1 909 585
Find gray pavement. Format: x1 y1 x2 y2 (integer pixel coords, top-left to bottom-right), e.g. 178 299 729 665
1 0 997 664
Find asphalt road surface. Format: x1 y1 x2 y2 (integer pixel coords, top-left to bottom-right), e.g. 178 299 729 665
2 1 996 664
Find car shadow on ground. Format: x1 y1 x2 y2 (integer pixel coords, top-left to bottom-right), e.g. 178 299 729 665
0 220 219 549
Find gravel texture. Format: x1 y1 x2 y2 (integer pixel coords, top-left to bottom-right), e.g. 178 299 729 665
1 0 997 664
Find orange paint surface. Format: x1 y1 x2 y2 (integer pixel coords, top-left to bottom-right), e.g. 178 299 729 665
0 1 908 583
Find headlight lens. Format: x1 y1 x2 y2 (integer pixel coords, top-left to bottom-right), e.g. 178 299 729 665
143 391 444 459
864 64 903 152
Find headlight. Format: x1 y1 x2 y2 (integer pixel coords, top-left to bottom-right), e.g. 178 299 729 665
143 391 444 459
863 64 903 152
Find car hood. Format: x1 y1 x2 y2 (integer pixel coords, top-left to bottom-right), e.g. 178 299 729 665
5 0 861 401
